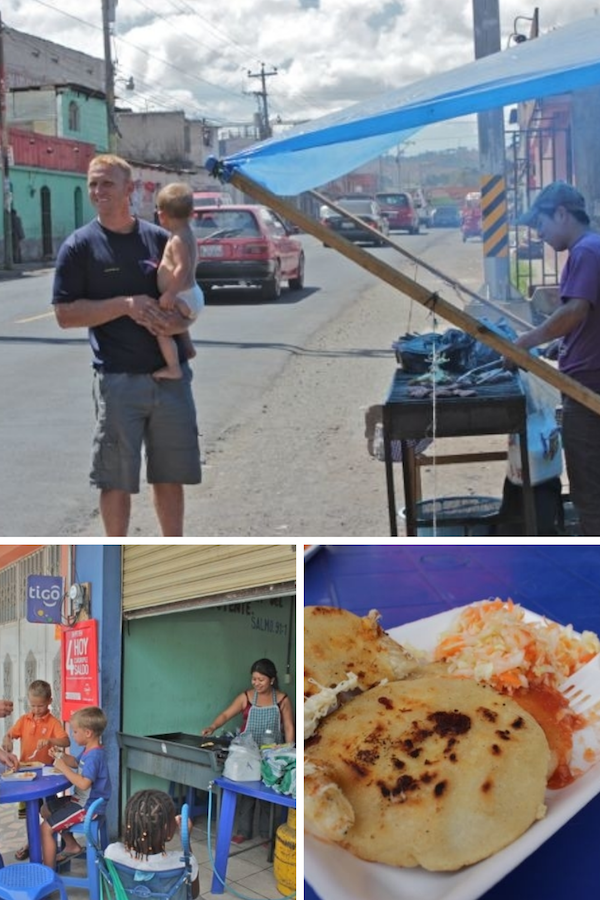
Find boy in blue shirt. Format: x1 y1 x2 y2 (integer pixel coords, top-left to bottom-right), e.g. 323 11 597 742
40 705 111 867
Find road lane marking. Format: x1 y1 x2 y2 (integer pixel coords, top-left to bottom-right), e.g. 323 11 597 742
15 312 55 323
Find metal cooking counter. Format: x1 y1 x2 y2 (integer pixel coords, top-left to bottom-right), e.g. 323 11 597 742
117 731 230 798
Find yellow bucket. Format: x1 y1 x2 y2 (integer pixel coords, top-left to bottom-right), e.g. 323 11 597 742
274 808 296 894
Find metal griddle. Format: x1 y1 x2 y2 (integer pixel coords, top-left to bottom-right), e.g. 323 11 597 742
117 731 231 795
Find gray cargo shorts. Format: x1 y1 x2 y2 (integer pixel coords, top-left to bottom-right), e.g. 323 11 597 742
90 367 201 493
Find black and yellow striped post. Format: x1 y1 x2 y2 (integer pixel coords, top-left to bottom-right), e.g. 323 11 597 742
481 174 509 257
480 173 511 300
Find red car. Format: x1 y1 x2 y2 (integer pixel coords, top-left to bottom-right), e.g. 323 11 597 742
375 191 420 234
193 205 305 301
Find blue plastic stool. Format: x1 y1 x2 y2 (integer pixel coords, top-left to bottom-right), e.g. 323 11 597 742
55 798 107 900
0 862 68 900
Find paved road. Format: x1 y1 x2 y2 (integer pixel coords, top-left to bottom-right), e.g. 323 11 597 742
0 230 495 536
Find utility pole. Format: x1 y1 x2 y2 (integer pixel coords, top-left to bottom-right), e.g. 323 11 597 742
0 13 13 269
247 63 277 140
102 0 118 152
472 0 511 301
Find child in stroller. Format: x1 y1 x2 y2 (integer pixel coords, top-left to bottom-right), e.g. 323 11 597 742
102 790 199 899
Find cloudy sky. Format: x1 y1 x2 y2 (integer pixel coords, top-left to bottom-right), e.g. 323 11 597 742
3 1 598 151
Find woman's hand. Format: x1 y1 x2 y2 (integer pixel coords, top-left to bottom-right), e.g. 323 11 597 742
201 727 214 736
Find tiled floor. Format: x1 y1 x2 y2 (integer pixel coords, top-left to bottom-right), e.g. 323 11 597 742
0 800 289 899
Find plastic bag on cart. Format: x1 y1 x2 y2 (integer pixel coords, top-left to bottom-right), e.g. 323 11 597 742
506 371 562 486
261 745 296 798
465 317 518 370
223 732 261 781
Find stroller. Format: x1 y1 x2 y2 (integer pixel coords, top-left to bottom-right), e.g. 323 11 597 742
87 799 194 900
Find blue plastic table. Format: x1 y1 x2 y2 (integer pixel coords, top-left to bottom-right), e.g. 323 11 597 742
210 775 295 894
305 545 600 900
0 771 71 863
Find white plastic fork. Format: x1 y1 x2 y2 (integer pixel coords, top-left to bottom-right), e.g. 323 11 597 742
559 654 600 714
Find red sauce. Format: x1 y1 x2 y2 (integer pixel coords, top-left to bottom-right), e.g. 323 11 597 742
513 685 586 789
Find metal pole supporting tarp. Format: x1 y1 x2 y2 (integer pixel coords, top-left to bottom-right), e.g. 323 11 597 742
215 165 600 418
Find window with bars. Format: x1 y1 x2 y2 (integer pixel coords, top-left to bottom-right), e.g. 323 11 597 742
0 546 62 624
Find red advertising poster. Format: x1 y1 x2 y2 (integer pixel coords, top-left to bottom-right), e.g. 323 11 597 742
61 618 99 719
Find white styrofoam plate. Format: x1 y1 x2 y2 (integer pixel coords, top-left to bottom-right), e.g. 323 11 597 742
1 770 37 781
306 605 600 900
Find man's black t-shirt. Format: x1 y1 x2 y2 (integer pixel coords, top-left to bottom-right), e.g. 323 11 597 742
52 217 179 374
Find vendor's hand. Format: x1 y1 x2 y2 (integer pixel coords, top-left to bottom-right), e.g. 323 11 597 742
1 737 13 753
504 334 532 372
201 727 214 736
37 738 50 749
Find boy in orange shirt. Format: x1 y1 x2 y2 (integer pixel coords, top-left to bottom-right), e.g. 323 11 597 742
2 679 69 859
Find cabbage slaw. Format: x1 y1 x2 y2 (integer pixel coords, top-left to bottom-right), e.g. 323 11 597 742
434 599 600 692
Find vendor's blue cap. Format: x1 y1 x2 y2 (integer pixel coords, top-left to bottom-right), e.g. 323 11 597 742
518 181 586 226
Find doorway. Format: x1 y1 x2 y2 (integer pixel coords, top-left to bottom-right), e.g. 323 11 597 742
40 186 53 260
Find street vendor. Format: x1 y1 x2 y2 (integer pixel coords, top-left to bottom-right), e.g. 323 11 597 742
201 658 294 843
513 181 600 535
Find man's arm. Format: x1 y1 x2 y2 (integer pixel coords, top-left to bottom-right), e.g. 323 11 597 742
54 295 189 336
515 296 590 351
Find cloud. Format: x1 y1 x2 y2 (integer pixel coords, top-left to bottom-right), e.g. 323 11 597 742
4 0 598 141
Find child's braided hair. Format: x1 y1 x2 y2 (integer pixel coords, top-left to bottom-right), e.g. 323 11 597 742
123 789 176 858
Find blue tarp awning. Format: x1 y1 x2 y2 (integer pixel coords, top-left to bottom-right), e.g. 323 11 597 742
214 16 600 195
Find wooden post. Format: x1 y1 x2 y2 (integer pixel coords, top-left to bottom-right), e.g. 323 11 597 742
223 166 600 417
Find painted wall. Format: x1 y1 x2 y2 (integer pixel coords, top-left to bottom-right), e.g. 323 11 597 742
120 594 296 799
121 595 296 736
10 168 94 260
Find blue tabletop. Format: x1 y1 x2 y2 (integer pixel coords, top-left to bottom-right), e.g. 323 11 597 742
0 771 71 803
214 776 296 807
304 545 600 900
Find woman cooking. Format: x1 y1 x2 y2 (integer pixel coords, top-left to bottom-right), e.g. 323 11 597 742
201 658 294 843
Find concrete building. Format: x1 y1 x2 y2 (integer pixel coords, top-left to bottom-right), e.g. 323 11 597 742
1 26 226 259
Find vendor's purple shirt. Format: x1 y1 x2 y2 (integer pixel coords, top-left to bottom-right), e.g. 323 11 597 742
559 231 600 391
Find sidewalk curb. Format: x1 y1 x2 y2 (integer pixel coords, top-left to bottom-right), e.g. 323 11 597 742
0 264 54 280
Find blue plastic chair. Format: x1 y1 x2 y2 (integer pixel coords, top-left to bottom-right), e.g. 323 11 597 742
55 797 108 900
0 862 68 900
97 802 193 900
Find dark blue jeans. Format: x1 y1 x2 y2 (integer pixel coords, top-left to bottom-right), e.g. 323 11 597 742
562 395 600 535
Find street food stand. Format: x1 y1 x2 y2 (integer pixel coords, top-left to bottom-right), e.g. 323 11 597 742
382 370 536 535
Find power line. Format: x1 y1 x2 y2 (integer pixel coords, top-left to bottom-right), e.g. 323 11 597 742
247 63 277 139
18 0 254 119
7 0 336 127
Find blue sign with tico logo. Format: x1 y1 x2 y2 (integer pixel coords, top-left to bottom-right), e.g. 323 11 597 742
26 575 64 624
